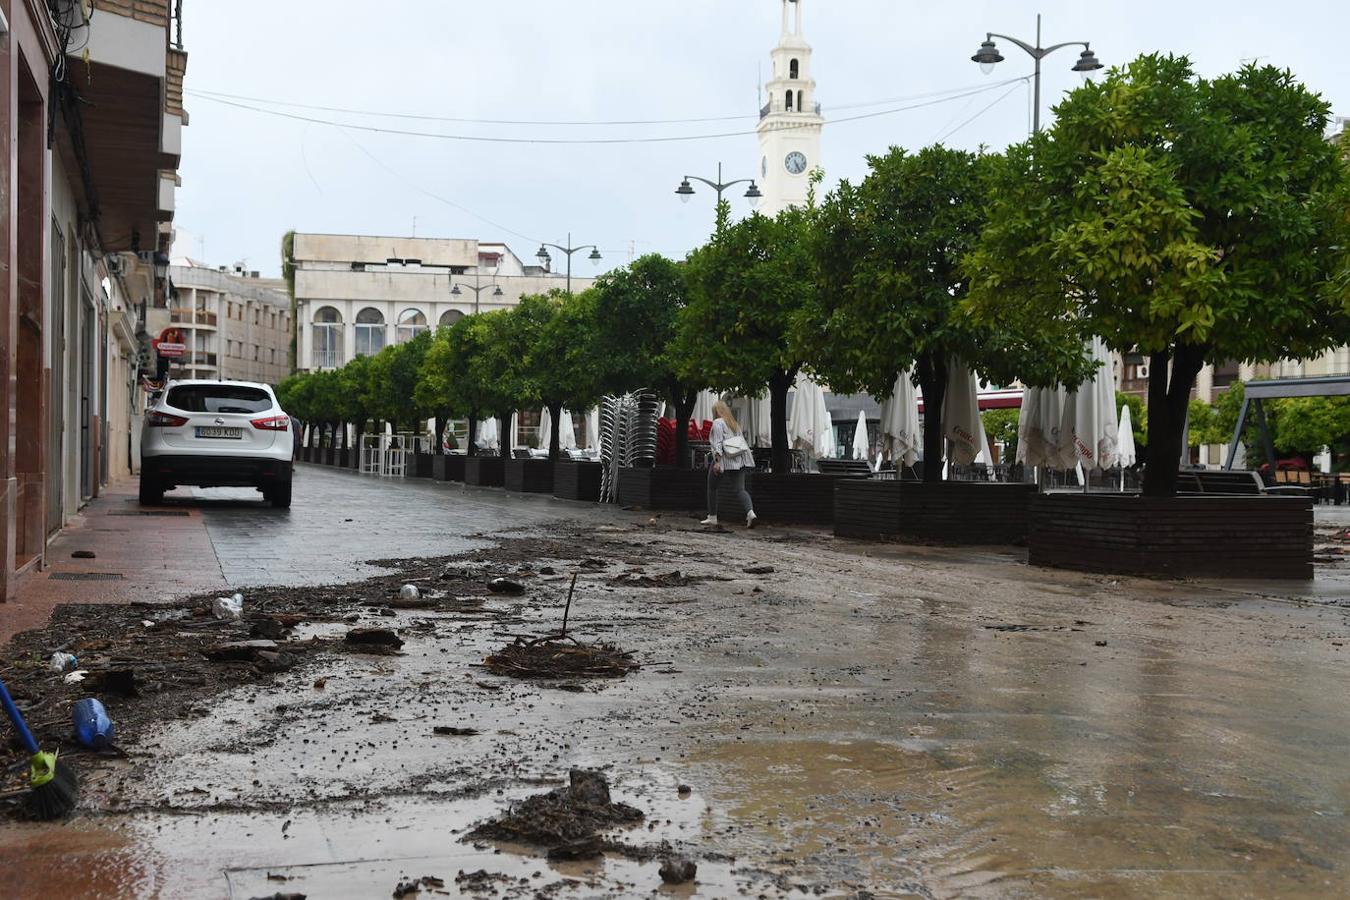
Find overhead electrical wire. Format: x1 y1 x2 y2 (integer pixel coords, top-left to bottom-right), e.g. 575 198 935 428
934 81 1028 144
189 80 1031 145
185 78 1027 129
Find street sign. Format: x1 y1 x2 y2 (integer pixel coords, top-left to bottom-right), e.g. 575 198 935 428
156 342 186 358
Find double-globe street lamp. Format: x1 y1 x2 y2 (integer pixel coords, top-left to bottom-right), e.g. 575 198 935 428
536 234 601 294
450 267 504 316
675 162 763 213
970 14 1102 134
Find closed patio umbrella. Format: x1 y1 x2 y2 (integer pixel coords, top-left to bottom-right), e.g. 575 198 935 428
1059 337 1119 471
942 361 984 466
557 409 578 451
879 370 921 469
851 410 869 461
1117 403 1137 468
788 373 836 461
691 390 718 427
538 407 552 449
1017 386 1067 468
475 417 499 453
585 408 600 451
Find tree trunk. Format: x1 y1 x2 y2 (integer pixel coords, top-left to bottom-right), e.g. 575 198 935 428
670 384 697 470
466 414 479 458
915 352 948 483
434 415 445 455
769 369 795 474
498 411 512 459
1142 344 1206 497
547 402 563 461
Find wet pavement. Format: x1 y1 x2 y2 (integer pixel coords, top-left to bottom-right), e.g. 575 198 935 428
1 465 1348 898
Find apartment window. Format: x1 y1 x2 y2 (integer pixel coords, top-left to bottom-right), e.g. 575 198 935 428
312 306 343 368
396 308 428 344
355 307 386 357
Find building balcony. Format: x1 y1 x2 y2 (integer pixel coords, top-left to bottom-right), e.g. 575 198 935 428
183 351 217 367
168 308 217 328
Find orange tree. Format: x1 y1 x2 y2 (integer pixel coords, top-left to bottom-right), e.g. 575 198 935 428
966 55 1350 496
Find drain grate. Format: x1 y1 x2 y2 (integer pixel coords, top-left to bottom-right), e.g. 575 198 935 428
109 510 190 517
49 572 125 581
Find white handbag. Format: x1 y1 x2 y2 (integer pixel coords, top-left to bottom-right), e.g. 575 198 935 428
721 433 751 456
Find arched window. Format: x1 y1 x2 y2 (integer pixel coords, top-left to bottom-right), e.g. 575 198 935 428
789 58 799 80
785 90 794 112
439 309 465 328
354 307 386 357
312 306 342 368
396 308 428 344
797 90 804 113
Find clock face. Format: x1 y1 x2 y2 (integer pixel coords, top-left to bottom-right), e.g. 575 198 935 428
785 151 808 175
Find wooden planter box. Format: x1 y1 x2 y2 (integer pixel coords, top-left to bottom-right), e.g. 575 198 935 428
1029 493 1314 579
618 466 706 509
834 479 905 539
337 448 351 469
301 446 313 463
834 480 1036 544
505 458 555 493
554 460 602 502
716 472 849 525
433 454 467 482
465 456 505 487
411 452 434 479
321 446 335 466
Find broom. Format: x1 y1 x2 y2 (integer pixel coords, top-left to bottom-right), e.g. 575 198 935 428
0 674 78 820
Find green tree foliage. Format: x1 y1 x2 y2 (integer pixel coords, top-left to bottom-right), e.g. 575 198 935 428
981 408 1020 464
965 55 1350 496
1273 397 1350 457
367 331 433 433
590 254 701 468
678 206 818 472
528 291 606 460
337 354 376 451
812 145 1088 481
472 309 530 458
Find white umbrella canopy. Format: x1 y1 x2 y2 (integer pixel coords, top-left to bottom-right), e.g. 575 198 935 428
691 390 718 426
941 361 984 466
1059 337 1120 471
557 409 578 451
1017 386 1067 468
585 408 600 450
475 417 499 453
538 407 552 449
743 391 774 448
851 410 869 461
1117 403 1137 468
879 370 921 469
788 373 836 459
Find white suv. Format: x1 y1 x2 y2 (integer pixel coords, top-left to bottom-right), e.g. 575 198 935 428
139 380 294 508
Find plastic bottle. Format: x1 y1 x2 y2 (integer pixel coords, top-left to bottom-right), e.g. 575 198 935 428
72 698 115 750
49 652 78 673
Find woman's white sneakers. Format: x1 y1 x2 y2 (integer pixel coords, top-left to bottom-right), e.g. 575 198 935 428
746 510 758 528
700 515 719 526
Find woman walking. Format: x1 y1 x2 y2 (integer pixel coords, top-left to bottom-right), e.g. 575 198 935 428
702 400 757 528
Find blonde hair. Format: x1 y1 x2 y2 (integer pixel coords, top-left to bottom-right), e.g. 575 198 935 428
712 400 740 433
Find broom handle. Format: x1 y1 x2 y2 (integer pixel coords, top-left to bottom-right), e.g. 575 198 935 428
0 676 40 755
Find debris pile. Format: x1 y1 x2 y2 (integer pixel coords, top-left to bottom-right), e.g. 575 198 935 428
483 636 638 680
466 769 643 854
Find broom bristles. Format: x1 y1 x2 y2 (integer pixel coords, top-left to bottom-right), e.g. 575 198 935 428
28 759 78 821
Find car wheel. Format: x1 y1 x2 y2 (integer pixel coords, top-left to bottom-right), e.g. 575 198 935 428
269 477 292 509
138 474 163 506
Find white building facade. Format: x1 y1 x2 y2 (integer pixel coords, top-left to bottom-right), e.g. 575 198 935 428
291 234 594 372
756 0 824 216
168 263 293 385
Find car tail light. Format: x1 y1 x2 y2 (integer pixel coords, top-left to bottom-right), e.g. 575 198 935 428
146 411 189 427
250 415 290 431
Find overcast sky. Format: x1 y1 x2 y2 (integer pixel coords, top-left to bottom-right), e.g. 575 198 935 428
173 0 1349 277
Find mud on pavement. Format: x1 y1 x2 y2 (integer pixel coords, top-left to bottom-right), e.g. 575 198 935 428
2 514 1350 898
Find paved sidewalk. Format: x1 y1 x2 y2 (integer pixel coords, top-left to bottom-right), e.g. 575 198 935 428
1 480 227 644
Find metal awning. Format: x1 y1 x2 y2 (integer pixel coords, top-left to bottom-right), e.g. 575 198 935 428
1223 375 1350 469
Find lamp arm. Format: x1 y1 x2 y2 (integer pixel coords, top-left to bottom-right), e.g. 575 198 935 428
987 31 1041 59
1040 40 1092 57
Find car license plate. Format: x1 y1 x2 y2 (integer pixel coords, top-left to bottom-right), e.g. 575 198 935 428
195 426 242 439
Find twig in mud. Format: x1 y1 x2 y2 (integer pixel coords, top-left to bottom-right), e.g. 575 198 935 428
561 573 577 638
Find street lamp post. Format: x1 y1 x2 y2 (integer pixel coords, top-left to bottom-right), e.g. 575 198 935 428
450 266 504 316
970 14 1102 133
675 162 763 212
535 233 601 294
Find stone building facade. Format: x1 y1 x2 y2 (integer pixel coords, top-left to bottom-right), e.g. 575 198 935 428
168 263 293 385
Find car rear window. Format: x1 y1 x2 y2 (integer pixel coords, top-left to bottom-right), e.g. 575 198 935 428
166 385 272 414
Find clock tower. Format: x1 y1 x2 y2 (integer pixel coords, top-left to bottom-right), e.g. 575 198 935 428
756 0 823 216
